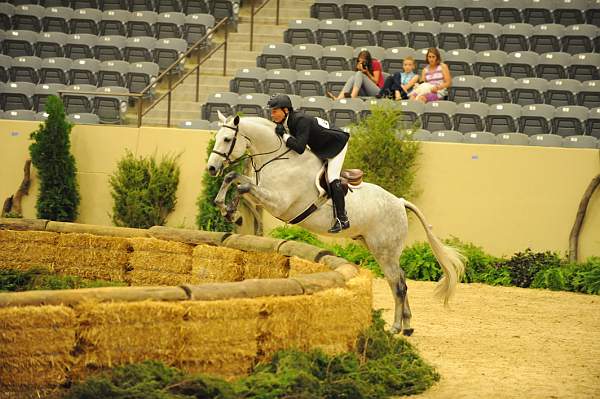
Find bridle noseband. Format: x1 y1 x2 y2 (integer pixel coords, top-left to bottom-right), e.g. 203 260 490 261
211 123 240 164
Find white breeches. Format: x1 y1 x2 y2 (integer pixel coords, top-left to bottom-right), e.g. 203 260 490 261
326 142 348 183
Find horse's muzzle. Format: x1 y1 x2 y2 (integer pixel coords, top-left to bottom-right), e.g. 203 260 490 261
207 165 218 176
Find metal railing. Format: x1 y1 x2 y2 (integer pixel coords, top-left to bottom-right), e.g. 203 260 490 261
249 0 281 51
58 17 230 128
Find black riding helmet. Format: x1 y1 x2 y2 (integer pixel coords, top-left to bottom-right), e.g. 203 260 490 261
267 94 293 111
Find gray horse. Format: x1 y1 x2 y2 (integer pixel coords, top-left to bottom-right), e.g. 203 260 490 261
207 112 465 335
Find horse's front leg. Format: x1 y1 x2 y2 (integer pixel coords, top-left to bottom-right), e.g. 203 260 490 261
214 171 242 216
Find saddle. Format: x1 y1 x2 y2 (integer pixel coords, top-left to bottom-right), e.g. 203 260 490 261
317 167 364 198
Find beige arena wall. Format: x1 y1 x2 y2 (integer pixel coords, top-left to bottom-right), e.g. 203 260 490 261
0 120 598 259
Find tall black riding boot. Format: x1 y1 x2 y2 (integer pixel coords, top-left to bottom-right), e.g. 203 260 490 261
328 179 350 233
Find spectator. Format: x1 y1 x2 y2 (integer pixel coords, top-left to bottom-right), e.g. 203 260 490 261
410 48 451 103
327 50 384 100
376 56 419 100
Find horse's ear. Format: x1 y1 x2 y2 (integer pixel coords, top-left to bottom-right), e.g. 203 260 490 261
233 115 240 125
217 110 226 123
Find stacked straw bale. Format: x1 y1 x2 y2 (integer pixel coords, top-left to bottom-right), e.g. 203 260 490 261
242 251 289 279
0 305 76 391
191 244 245 283
0 230 58 271
180 299 262 377
72 300 186 380
128 238 193 286
54 233 130 281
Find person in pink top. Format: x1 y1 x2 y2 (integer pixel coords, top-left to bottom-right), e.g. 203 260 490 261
328 50 384 100
411 47 452 103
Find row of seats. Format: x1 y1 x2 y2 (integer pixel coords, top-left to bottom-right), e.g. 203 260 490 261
258 44 600 81
0 109 101 124
310 0 600 26
0 9 215 41
284 18 600 54
201 92 600 137
0 58 159 95
0 0 238 19
1 32 189 72
0 82 129 123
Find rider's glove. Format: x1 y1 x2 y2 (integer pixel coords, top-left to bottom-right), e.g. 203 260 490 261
275 124 285 137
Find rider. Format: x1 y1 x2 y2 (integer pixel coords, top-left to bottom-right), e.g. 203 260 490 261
267 94 350 233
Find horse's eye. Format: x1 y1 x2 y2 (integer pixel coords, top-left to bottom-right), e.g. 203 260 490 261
224 137 232 143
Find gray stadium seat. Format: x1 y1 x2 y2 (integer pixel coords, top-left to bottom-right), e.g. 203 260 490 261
62 83 96 114
40 56 71 84
2 109 38 120
408 20 441 51
94 35 126 61
127 11 157 38
463 131 496 144
492 0 522 24
421 100 457 132
129 0 155 12
156 0 182 13
377 20 410 49
320 44 353 72
545 78 582 107
310 0 342 20
0 81 35 110
94 85 128 123
480 76 516 105
553 0 587 25
98 60 128 87
342 0 373 21
578 80 600 109
463 0 495 23
410 128 432 141
536 51 571 81
69 58 100 85
433 0 464 24
0 54 10 82
561 24 597 54
402 0 434 23
397 99 424 130
3 30 38 57
0 3 15 31
35 31 67 58
346 19 380 47
485 103 521 133
256 42 292 70
100 0 128 11
529 133 563 147
504 51 539 79
178 119 211 129
202 91 238 121
496 132 529 145
512 77 548 106
316 19 349 47
153 38 186 73
99 9 129 36
127 61 159 98
449 75 483 103
382 46 415 74
325 69 354 94
212 0 240 30
43 6 74 33
234 93 270 118
155 12 185 39
124 36 155 63
295 69 328 97
13 4 45 33
68 112 100 124
468 22 502 52
552 105 588 136
64 33 98 59
33 82 65 112
329 97 365 127
263 68 297 95
453 101 489 133
587 107 600 138
72 0 99 9
183 13 214 49
499 23 533 53
230 67 266 94
10 56 42 84
437 21 471 51
287 94 303 110
372 0 401 21
70 8 101 35
519 103 555 135
569 53 600 82
473 49 507 79
562 135 598 149
284 18 319 45
430 130 464 142
529 24 564 54
586 1 600 27
299 95 332 120
290 43 323 71
444 48 476 76
523 0 554 25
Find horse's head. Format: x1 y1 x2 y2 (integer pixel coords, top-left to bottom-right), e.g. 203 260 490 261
207 111 248 176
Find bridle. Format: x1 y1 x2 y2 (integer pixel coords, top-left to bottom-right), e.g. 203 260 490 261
210 123 240 164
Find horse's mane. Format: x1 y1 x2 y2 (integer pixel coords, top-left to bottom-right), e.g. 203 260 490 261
241 116 276 130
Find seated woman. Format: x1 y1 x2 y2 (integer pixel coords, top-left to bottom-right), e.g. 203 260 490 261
411 47 452 103
327 50 384 100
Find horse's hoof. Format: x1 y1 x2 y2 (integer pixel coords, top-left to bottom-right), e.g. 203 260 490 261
389 326 401 335
402 328 414 337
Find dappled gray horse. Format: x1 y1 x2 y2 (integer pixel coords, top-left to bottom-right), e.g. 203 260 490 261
207 112 465 335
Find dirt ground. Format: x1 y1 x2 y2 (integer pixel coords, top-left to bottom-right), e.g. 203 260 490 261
372 278 600 399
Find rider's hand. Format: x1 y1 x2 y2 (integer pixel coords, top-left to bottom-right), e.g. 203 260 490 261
275 124 285 136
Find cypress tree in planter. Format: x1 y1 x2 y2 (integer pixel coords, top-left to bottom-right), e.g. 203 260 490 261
29 95 80 221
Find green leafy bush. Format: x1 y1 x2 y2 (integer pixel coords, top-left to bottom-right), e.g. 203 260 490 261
109 151 180 229
345 102 420 199
399 242 441 281
499 249 563 288
269 225 325 248
532 257 600 294
65 312 439 399
29 95 80 221
0 268 126 292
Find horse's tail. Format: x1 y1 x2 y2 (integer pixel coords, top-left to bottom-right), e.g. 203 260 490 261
403 199 465 305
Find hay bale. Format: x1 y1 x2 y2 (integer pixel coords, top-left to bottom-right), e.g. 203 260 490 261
184 278 304 301
289 256 330 276
0 286 188 308
277 240 332 262
191 244 244 283
128 238 193 285
148 226 230 246
46 221 149 238
54 233 130 281
223 234 285 253
180 299 262 377
291 271 347 294
242 251 289 279
0 218 48 231
0 230 58 271
0 306 76 389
